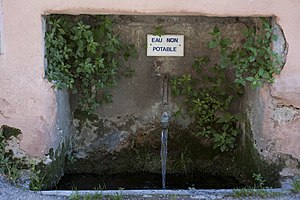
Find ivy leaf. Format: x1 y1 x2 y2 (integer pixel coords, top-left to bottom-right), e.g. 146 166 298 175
258 68 264 76
220 38 231 48
245 77 255 82
58 28 65 35
45 15 136 113
222 124 229 131
220 145 226 152
249 56 256 62
213 26 220 35
262 71 270 79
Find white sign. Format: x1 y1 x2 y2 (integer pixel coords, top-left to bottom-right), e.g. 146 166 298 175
147 34 184 57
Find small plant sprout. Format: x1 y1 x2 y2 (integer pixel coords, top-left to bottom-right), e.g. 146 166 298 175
29 161 45 191
252 173 265 189
153 25 165 37
291 178 300 193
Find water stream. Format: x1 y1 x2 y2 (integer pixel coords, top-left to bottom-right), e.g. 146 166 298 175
161 74 170 189
160 111 169 189
161 128 168 189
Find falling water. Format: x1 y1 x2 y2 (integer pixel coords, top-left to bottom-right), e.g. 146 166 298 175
161 74 170 189
161 128 168 189
160 111 169 189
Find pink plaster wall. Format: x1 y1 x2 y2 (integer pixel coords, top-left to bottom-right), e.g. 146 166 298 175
0 0 299 161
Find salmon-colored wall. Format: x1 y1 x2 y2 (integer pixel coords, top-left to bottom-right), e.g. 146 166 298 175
0 0 299 162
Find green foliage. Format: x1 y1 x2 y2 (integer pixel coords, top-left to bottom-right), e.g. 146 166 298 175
173 147 194 175
291 178 300 193
69 192 81 200
107 189 123 200
208 18 283 88
136 153 161 172
170 18 282 152
232 173 283 198
4 161 21 183
0 127 21 182
170 194 178 200
252 173 265 189
153 25 165 37
29 161 45 191
70 192 103 200
67 154 77 165
45 15 136 113
0 130 8 172
170 58 241 152
231 188 282 198
69 189 123 200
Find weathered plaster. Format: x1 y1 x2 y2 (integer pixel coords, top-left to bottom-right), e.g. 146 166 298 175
0 1 299 178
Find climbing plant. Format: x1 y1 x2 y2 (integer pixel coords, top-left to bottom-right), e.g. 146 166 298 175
208 18 283 88
171 58 242 152
45 15 136 113
171 18 283 152
0 126 22 182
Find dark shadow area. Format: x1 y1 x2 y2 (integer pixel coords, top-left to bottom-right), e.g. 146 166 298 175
52 172 245 190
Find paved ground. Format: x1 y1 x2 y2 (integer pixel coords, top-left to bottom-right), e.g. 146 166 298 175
1 175 300 200
0 176 67 200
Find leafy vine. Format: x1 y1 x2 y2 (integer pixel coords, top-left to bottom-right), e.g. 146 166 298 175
171 18 283 152
45 15 136 113
208 18 283 88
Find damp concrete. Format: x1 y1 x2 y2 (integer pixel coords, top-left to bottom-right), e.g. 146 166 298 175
40 188 295 200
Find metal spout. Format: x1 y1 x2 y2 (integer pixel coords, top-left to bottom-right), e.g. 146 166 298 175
161 112 170 130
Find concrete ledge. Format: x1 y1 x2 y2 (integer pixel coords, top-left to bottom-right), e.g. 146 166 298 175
40 188 289 197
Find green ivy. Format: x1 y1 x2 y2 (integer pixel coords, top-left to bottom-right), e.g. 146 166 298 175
0 126 22 182
171 18 283 152
208 18 283 88
171 58 241 152
45 15 136 113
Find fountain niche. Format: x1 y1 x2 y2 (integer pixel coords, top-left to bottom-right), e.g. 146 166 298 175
53 15 282 191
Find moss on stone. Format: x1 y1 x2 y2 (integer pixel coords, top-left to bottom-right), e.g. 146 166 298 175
47 143 67 189
232 119 283 187
66 118 282 188
66 106 283 189
73 109 99 122
29 142 68 190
